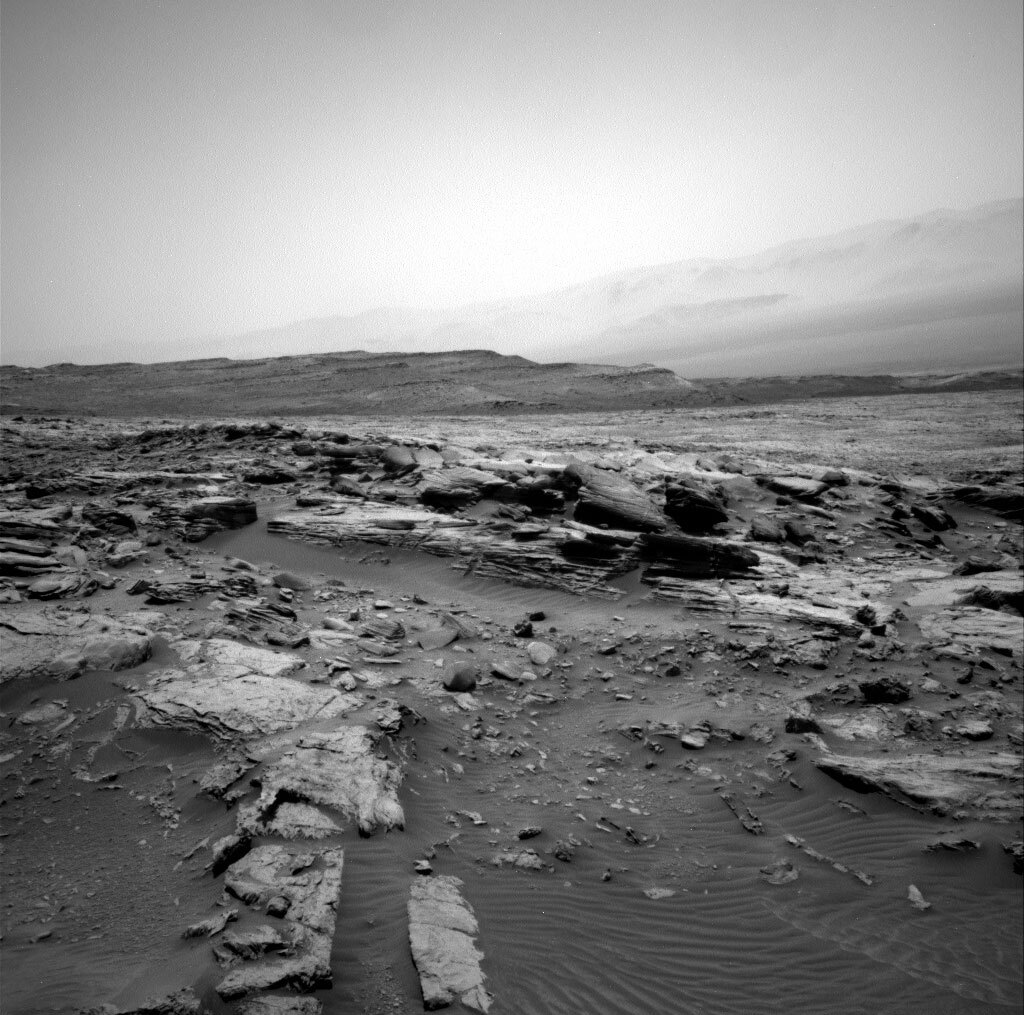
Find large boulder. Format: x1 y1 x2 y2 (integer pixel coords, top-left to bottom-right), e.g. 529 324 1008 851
663 477 729 532
563 461 665 532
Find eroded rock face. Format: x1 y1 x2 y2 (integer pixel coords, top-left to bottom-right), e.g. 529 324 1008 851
408 875 492 1012
218 845 344 1000
135 671 357 741
816 750 1022 821
0 609 154 683
240 726 404 836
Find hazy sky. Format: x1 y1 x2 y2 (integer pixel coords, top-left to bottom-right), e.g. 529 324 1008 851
2 0 1022 366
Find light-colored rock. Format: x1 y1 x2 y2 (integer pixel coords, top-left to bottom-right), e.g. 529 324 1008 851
408 875 491 1012
135 671 358 741
0 609 154 684
919 608 1023 655
816 750 1022 821
172 638 305 677
243 726 404 835
218 845 343 1000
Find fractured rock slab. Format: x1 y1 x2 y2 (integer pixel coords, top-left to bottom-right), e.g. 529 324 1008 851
242 726 404 835
0 609 154 684
218 844 343 1000
135 671 357 741
408 875 492 1012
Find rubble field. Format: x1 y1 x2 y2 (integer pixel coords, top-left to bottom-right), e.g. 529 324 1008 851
1 391 1021 1015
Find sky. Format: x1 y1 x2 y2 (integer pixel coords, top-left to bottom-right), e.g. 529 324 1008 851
2 0 1022 367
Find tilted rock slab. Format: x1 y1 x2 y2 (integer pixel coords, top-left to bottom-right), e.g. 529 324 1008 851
0 609 154 684
217 845 343 1000
241 726 404 835
816 750 1023 821
408 875 492 1012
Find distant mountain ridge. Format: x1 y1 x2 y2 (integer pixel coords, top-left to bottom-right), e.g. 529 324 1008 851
4 198 1021 376
190 197 1022 377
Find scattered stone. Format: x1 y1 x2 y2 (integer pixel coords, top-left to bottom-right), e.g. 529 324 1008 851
907 884 932 911
785 834 873 886
760 859 799 885
642 887 676 900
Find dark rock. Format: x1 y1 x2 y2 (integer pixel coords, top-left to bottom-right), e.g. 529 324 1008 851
859 676 911 703
564 460 666 532
1003 840 1024 874
784 520 815 546
82 503 137 535
242 468 296 485
747 516 786 543
641 532 759 579
954 556 1006 576
957 584 1024 615
443 663 478 693
925 838 981 853
911 504 957 531
512 620 534 638
663 477 729 532
272 571 312 591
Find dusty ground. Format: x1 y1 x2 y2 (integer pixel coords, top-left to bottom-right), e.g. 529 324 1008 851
1 390 1022 1015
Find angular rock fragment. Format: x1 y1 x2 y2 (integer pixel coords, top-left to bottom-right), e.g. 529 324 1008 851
408 875 492 1012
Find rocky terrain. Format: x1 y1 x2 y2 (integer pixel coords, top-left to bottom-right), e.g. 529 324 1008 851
1 349 1020 418
0 390 1022 1015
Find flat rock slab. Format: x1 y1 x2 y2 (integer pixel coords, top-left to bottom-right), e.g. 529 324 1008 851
244 726 404 835
135 671 358 741
172 638 305 677
0 609 154 684
218 845 344 1000
816 750 1023 821
919 608 1023 656
408 875 492 1012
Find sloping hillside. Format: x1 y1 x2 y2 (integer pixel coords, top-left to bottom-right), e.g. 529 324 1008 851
1 348 1019 418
